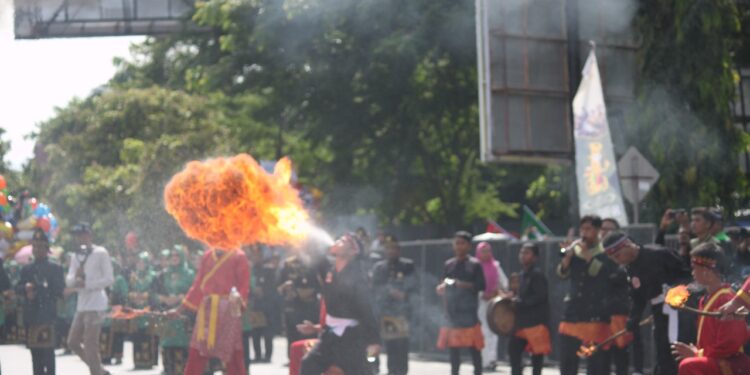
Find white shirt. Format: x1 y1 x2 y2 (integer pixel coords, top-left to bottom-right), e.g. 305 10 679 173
325 314 359 336
66 245 114 312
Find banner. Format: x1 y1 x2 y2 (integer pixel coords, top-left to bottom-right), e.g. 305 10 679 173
520 205 553 240
573 49 628 225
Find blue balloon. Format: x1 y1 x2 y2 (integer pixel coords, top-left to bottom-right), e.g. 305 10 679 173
49 214 58 230
33 204 50 218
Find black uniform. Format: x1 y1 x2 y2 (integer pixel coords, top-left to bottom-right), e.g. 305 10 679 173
557 247 618 375
249 262 277 362
372 257 417 375
16 257 65 375
509 265 548 375
278 255 321 357
300 260 380 375
442 256 485 375
607 267 631 375
625 245 691 375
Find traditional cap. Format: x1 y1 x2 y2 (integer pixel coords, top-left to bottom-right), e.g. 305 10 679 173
602 232 629 255
31 228 49 244
454 231 473 242
71 222 92 234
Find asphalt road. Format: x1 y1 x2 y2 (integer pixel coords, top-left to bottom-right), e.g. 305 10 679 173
0 337 565 374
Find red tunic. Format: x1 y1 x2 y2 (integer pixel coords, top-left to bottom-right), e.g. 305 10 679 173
181 249 250 362
678 286 750 375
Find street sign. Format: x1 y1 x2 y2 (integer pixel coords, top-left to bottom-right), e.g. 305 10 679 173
618 146 659 223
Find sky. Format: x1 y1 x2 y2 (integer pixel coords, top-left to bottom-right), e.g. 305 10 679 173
0 0 143 169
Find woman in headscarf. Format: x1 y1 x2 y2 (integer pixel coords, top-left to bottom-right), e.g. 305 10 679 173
475 241 508 371
157 245 195 375
128 251 158 370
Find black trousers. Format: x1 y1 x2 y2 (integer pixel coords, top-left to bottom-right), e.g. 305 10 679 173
30 348 55 375
449 347 481 375
653 304 678 375
558 334 610 375
608 345 629 375
508 335 543 375
250 326 274 361
631 323 644 373
301 327 369 375
385 338 409 375
162 347 189 375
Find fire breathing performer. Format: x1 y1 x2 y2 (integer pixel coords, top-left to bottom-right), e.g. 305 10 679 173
671 243 750 374
296 233 381 374
167 247 250 375
602 231 693 375
436 231 486 375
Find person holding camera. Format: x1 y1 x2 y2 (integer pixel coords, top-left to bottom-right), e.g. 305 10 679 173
65 222 114 375
16 228 65 375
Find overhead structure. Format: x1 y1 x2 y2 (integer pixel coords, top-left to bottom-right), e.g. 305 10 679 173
476 0 637 164
14 0 201 39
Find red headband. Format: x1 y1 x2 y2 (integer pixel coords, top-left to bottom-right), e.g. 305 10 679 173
691 256 717 269
604 236 629 255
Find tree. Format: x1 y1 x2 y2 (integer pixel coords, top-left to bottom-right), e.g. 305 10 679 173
628 0 745 216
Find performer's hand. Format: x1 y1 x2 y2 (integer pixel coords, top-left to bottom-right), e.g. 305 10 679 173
296 320 318 335
671 342 697 362
436 283 446 296
366 344 381 357
165 307 183 319
719 298 744 320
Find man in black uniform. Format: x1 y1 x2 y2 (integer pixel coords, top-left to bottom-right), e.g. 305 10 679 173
371 234 416 375
602 231 692 375
16 228 65 375
248 246 277 362
299 233 381 375
278 252 321 360
557 215 618 375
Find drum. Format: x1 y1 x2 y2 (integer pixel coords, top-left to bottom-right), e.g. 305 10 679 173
486 296 515 336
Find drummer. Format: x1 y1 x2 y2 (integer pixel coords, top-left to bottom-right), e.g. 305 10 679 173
508 242 550 375
436 231 485 375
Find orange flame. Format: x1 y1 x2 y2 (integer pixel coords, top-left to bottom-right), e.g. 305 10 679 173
576 344 596 358
164 154 309 250
666 285 690 309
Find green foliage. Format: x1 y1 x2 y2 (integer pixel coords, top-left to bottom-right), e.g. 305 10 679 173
629 0 745 216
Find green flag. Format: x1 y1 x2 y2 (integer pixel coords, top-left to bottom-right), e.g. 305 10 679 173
521 205 553 240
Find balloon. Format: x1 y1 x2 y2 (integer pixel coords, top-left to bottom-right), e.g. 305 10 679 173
0 222 12 239
33 204 50 218
0 194 7 207
0 175 6 190
17 217 37 231
49 214 58 230
37 217 51 233
16 230 34 241
14 245 32 264
28 197 38 210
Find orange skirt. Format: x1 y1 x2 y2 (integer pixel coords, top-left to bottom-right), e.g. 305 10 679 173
559 321 611 346
437 324 484 351
515 325 552 355
609 315 633 349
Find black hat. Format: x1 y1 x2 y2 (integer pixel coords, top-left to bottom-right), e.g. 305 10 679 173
31 228 49 244
71 222 91 234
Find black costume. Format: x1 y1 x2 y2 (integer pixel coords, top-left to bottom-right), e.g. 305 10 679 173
372 256 417 375
625 244 691 375
278 255 321 357
249 261 277 362
557 246 618 375
300 259 380 375
16 256 65 375
509 265 549 375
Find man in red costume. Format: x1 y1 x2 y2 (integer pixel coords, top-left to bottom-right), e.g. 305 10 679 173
169 248 250 375
671 243 750 374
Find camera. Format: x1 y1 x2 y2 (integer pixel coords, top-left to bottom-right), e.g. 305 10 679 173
668 208 686 219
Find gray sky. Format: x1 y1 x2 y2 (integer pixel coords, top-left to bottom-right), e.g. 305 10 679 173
0 0 142 169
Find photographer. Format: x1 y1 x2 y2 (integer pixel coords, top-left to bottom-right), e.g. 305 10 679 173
65 223 114 375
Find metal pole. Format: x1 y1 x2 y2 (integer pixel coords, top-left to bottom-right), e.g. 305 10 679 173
566 0 581 223
631 155 639 223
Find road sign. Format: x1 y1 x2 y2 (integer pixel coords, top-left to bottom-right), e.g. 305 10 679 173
618 146 659 223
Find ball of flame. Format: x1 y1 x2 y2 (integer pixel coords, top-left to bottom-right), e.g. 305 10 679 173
164 154 309 250
665 285 690 309
576 344 596 358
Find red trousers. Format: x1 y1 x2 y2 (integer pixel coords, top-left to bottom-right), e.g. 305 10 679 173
183 347 246 375
678 356 720 375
